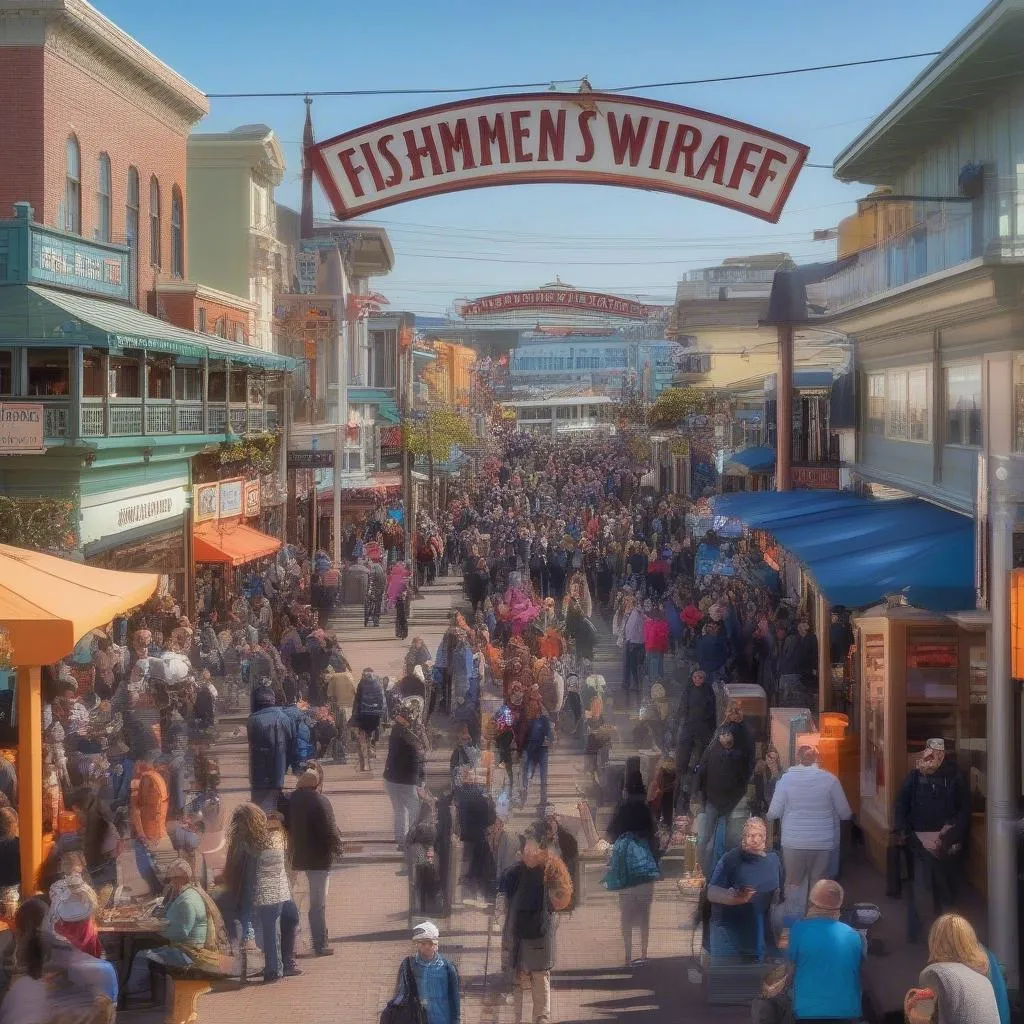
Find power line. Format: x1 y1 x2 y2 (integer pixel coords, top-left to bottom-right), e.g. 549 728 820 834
205 51 939 99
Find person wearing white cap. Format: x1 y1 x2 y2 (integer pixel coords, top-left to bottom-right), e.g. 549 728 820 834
894 738 971 944
389 921 461 1024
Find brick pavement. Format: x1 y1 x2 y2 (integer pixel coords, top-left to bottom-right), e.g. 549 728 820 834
121 579 747 1023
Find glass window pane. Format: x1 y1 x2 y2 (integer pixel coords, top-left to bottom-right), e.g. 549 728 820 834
908 368 929 441
27 348 70 396
887 370 908 438
945 363 982 447
0 351 11 395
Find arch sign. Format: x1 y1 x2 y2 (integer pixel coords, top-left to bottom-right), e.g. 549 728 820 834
459 288 652 319
307 92 808 224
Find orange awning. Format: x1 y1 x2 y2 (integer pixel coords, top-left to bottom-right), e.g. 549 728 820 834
193 521 281 566
0 544 160 665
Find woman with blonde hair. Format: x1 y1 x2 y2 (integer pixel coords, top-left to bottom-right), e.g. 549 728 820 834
905 913 1001 1024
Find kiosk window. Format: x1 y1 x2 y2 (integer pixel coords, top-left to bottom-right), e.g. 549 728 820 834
906 632 959 702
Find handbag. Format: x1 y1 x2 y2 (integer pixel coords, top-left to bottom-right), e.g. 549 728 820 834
380 957 427 1024
603 833 661 891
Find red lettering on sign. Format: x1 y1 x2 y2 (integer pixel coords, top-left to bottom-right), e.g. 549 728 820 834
608 113 650 168
510 109 533 163
665 125 702 176
538 109 566 162
359 142 386 191
338 147 366 197
695 134 730 185
403 126 442 181
649 119 669 171
727 140 763 191
377 135 403 187
438 119 477 174
752 148 789 199
478 114 510 166
576 110 596 163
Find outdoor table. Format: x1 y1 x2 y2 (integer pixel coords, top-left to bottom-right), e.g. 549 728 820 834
99 915 165 1009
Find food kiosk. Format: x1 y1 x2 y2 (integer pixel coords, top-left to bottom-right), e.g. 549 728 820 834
853 601 988 893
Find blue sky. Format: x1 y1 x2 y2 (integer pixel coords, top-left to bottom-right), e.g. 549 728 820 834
98 0 989 315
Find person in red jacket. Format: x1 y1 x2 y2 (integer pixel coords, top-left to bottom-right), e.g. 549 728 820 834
681 600 702 648
643 602 670 688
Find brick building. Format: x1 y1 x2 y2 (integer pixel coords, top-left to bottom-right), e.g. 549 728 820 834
0 0 209 309
154 281 256 345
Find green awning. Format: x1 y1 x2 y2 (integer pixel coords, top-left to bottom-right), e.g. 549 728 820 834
0 284 295 370
376 402 401 424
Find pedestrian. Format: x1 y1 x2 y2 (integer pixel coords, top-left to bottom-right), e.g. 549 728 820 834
521 707 554 812
247 685 294 813
893 738 970 943
384 699 427 850
284 766 340 957
257 813 302 982
673 668 717 809
390 921 461 1024
906 913 1000 1024
693 726 751 874
786 880 863 1023
767 745 851 903
620 596 646 705
500 823 573 1024
395 582 411 640
352 668 387 774
642 601 669 686
606 766 661 967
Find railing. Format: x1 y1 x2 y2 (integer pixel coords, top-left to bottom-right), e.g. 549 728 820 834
38 399 275 441
819 202 974 312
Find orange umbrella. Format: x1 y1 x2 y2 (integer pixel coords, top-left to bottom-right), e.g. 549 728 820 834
0 544 159 665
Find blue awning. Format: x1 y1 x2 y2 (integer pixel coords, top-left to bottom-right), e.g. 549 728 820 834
712 491 974 612
724 446 776 474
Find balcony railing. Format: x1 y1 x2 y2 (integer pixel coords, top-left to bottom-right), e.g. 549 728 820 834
39 399 276 441
818 203 974 313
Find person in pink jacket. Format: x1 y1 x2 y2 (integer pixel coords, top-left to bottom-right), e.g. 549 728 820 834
643 602 670 687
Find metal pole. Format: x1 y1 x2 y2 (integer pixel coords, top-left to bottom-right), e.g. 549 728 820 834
401 337 413 565
988 454 1019 986
776 324 793 491
332 425 342 564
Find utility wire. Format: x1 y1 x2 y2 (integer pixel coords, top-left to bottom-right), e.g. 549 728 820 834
205 51 940 99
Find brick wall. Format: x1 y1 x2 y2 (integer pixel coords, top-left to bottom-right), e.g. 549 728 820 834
0 35 198 311
158 288 251 344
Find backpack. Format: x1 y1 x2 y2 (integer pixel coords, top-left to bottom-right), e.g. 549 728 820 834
602 833 661 891
358 679 386 717
293 714 314 765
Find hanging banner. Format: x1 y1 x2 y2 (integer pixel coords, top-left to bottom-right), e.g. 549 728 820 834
308 92 808 223
459 289 651 319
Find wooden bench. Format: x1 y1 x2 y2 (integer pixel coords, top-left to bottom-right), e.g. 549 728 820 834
149 962 230 1024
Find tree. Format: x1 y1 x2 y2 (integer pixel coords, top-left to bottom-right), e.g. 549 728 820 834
403 409 474 516
647 386 706 428
0 496 77 553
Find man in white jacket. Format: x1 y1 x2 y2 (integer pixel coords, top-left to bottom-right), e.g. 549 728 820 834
767 745 851 900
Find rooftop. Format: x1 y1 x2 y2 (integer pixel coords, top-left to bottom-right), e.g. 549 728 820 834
834 0 1024 183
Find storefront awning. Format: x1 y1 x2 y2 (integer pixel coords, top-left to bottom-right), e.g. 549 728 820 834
0 285 295 370
724 446 776 475
193 521 282 566
712 491 974 612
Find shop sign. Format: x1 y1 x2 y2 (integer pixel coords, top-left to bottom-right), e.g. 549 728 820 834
461 289 650 319
309 93 808 224
193 482 219 523
29 227 130 301
219 478 244 519
287 449 335 470
0 402 44 454
80 486 187 546
791 465 840 490
296 253 318 294
244 478 261 518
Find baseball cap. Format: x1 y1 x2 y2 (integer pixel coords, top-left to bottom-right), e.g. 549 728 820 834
412 921 439 942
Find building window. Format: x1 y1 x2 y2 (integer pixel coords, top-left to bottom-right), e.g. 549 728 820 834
369 329 397 388
229 372 247 404
197 307 207 333
886 366 930 442
64 136 81 234
234 323 245 345
866 373 885 435
174 366 202 402
95 153 112 242
944 364 982 447
171 186 184 278
149 176 161 267
110 357 141 398
0 351 11 395
207 370 227 402
126 167 140 300
27 348 70 396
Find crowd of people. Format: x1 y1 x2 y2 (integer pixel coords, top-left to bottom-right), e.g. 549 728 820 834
0 424 1004 1024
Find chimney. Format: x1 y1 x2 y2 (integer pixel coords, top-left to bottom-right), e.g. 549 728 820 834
300 96 315 241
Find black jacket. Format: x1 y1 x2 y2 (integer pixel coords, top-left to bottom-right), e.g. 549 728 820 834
247 705 294 791
696 741 750 814
607 796 659 862
677 681 717 738
384 723 426 787
894 757 970 849
285 787 340 871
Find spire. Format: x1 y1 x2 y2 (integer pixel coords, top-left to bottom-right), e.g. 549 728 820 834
300 95 315 241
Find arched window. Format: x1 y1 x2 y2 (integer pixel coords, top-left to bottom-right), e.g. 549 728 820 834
64 135 81 234
149 176 161 267
125 168 140 302
96 153 111 241
170 185 184 278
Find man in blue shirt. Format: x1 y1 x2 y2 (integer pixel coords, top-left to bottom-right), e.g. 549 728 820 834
786 880 863 1023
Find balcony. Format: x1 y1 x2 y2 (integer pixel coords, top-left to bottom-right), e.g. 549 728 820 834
818 203 974 313
40 399 273 441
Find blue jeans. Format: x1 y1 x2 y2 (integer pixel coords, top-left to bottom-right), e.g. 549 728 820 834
258 901 299 979
306 870 331 952
646 651 665 683
622 642 645 698
522 747 549 810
